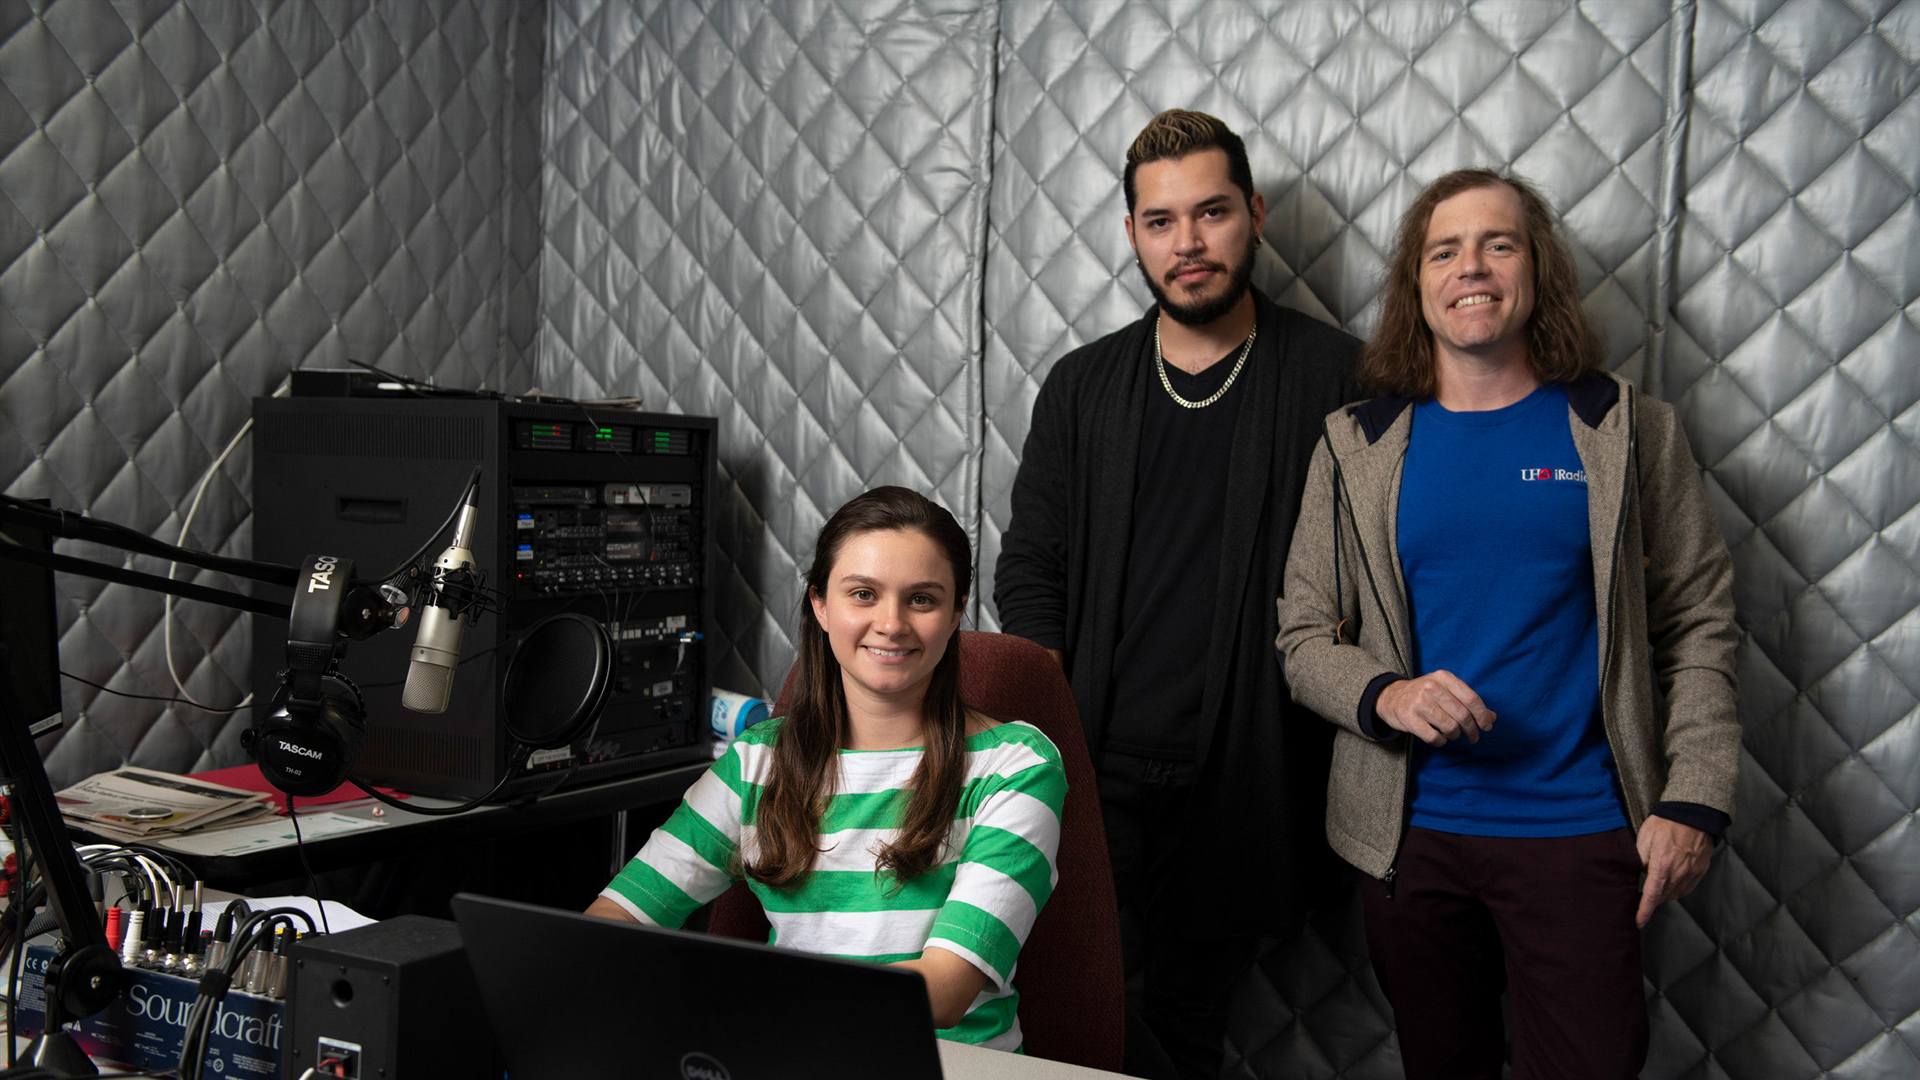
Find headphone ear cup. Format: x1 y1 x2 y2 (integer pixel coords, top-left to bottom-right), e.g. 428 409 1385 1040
246 672 366 798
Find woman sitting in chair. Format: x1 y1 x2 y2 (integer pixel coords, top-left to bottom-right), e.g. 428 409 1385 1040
587 486 1065 1052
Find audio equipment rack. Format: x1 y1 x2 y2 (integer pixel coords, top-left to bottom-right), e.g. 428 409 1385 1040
251 398 717 800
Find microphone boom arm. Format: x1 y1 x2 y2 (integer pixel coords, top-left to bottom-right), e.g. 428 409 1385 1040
0 642 122 1074
0 473 499 1073
0 495 299 587
0 542 292 621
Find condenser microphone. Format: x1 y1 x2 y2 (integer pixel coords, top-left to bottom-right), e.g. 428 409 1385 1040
402 484 480 714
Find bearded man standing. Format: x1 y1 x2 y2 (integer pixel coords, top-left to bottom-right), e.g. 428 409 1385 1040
996 110 1359 1080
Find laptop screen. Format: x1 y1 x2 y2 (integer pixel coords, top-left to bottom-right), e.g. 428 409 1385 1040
451 893 946 1080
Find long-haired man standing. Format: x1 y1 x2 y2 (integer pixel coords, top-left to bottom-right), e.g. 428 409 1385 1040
1277 169 1741 1078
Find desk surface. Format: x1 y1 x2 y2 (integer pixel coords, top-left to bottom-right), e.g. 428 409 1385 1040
938 1041 1129 1079
116 760 708 887
105 774 1135 1080
41 1037 1122 1079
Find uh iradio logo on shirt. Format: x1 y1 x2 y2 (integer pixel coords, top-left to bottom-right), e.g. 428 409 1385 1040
1519 465 1588 483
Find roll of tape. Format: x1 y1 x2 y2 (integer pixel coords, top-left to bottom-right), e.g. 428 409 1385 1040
709 688 770 740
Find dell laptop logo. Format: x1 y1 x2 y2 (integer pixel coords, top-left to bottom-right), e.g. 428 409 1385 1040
681 1053 731 1080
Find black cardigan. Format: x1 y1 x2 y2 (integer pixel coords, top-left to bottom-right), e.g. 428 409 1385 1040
995 290 1361 936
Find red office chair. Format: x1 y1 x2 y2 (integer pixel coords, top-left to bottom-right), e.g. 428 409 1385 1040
706 630 1124 1072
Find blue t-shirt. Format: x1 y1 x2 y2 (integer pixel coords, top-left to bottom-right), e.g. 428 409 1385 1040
1397 384 1628 837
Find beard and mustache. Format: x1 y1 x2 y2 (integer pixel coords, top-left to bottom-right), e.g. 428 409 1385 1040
1137 229 1259 327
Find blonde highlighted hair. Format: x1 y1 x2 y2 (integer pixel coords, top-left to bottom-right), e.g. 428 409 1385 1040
1124 109 1255 213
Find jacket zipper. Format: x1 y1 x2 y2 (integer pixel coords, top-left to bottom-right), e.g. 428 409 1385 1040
1373 388 1637 895
1328 447 1412 676
1330 431 1413 893
1597 386 1637 824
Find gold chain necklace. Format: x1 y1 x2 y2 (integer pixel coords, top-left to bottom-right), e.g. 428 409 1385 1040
1154 321 1257 409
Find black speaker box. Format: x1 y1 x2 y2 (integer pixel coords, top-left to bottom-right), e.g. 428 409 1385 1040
285 915 497 1080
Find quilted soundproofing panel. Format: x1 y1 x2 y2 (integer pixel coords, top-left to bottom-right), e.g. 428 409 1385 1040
538 0 998 697
1653 2 1920 1077
0 0 543 787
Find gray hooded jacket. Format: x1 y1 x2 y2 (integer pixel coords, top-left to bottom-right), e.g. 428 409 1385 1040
1275 370 1741 880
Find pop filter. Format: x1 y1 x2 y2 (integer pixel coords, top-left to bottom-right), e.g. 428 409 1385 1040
502 613 612 750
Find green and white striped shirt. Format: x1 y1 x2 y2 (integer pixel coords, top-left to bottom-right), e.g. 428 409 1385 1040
599 717 1066 1051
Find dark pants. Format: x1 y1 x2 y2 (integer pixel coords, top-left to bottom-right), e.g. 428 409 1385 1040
1099 751 1254 1080
1360 826 1649 1080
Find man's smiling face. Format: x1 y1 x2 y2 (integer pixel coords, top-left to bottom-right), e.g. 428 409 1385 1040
1418 181 1537 367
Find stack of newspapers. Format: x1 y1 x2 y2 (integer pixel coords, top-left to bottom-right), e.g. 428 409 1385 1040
56 767 277 843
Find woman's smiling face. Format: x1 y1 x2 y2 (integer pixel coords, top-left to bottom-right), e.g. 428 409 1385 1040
809 527 963 709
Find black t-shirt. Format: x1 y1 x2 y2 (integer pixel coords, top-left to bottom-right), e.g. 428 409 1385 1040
1104 335 1249 759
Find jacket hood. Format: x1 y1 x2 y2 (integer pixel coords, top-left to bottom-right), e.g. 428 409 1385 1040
1350 369 1623 445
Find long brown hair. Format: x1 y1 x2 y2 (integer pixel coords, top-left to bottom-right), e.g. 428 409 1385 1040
1358 169 1603 398
744 486 973 890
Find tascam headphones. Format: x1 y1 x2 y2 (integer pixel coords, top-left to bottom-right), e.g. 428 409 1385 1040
243 553 367 797
242 554 613 800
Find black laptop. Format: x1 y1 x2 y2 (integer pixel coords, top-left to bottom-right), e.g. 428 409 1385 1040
451 893 946 1080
